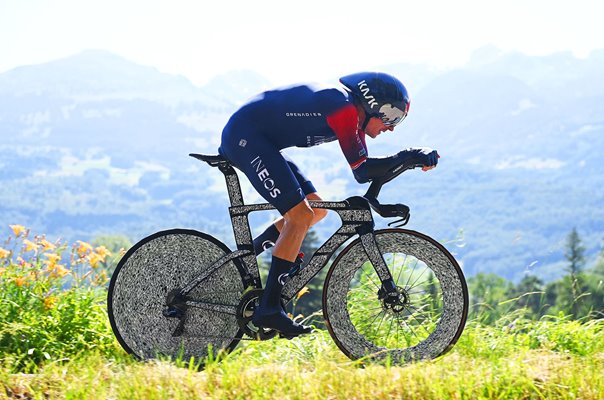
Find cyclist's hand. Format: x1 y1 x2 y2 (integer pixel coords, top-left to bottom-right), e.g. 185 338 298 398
397 147 439 171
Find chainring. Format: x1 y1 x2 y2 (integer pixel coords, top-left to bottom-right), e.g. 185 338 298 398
236 288 279 340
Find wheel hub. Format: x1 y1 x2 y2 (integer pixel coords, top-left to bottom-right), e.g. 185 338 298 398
380 286 409 314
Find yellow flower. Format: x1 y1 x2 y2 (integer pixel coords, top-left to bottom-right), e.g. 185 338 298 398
14 277 26 287
94 245 112 259
38 239 56 251
0 267 6 275
76 241 93 257
43 296 57 310
23 240 37 252
45 253 61 265
47 263 69 278
17 257 32 269
9 224 26 237
0 248 10 259
296 286 311 300
93 270 108 285
88 252 101 268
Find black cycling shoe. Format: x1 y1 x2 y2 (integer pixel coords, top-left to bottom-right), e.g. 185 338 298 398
252 309 312 338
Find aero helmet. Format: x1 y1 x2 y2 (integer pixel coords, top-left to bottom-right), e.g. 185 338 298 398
340 72 410 128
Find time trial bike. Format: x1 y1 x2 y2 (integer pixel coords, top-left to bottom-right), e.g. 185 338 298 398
107 153 468 365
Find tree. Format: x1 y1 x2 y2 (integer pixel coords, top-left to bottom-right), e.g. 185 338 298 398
508 273 545 318
564 228 586 317
591 237 604 278
467 272 513 324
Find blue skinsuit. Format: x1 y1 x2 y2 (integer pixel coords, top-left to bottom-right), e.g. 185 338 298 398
219 84 368 215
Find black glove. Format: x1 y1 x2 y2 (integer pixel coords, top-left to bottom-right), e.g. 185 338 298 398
352 147 439 183
397 147 439 168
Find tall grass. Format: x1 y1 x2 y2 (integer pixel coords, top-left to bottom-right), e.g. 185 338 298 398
1 226 603 399
0 225 120 373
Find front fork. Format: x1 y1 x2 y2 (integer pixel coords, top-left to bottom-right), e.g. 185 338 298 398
358 228 410 311
357 226 397 295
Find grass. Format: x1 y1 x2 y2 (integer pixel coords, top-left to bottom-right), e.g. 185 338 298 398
1 329 603 399
1 226 603 399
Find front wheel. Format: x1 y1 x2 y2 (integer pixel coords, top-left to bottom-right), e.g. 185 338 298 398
107 229 247 361
323 229 468 364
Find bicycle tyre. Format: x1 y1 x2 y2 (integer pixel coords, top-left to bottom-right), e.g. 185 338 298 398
323 228 468 364
107 229 246 361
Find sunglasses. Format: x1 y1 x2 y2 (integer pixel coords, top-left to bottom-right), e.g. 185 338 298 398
379 102 410 127
381 112 407 127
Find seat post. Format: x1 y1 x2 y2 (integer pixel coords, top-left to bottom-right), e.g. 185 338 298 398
218 163 245 207
189 153 246 207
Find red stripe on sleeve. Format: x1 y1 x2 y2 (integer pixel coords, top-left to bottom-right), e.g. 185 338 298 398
326 104 368 169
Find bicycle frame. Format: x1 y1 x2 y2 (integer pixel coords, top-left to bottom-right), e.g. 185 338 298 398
183 154 399 303
109 152 469 363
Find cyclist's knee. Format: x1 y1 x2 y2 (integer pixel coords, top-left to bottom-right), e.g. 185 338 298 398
284 201 314 229
306 193 328 222
312 206 327 222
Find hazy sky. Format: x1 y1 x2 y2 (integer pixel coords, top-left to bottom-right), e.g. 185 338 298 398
1 0 603 85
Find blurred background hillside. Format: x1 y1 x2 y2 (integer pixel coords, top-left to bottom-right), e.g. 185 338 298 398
1 47 603 282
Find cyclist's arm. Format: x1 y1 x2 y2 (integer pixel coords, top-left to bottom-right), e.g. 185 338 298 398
353 148 439 183
326 105 439 183
326 104 369 181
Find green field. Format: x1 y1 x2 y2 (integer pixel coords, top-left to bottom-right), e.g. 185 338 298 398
1 228 603 399
2 325 603 400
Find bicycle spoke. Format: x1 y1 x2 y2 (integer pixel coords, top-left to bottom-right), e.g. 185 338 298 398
403 258 418 289
394 313 422 343
362 266 381 290
362 308 387 326
395 253 408 284
406 305 436 336
325 230 468 363
407 265 429 292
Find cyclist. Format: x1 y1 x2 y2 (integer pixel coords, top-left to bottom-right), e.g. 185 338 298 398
218 72 439 337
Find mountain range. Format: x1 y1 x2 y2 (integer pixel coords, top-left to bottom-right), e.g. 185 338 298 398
1 48 603 282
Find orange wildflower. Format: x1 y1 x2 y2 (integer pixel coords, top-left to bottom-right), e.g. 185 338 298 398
38 239 56 251
88 252 101 268
23 239 37 252
45 253 61 265
0 248 9 259
43 296 57 310
9 224 26 237
14 277 26 287
0 267 6 275
296 286 311 300
94 245 111 259
17 257 32 269
47 263 69 278
76 241 93 257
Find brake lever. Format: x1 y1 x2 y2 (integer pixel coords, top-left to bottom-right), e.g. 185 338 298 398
387 214 410 228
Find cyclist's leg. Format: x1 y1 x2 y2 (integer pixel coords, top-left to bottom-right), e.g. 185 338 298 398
220 131 312 335
273 192 328 232
253 200 313 336
258 153 327 247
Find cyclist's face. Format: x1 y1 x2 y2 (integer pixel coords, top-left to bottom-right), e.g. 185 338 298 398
365 117 394 138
